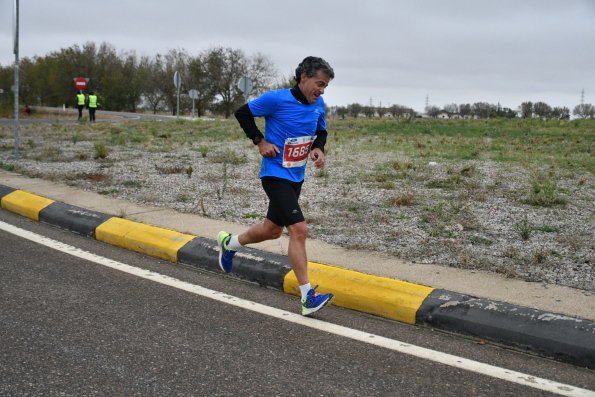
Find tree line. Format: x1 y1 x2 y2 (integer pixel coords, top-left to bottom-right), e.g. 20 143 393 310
421 101 591 120
331 99 593 120
1 41 592 120
0 42 278 117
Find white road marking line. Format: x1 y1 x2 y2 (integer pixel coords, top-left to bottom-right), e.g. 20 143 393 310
1 219 593 397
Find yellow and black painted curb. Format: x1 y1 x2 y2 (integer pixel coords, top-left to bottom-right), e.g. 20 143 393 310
1 184 594 368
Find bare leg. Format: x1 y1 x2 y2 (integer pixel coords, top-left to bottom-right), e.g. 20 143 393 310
238 218 283 245
286 221 309 286
238 219 309 285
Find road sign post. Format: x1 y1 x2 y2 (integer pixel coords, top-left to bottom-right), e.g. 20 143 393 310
174 71 181 118
13 0 20 160
188 89 199 118
237 76 253 103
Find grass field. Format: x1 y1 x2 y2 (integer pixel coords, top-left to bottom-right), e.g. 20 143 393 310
3 115 592 170
327 117 594 173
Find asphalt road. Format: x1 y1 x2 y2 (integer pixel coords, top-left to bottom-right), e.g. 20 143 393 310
1 209 594 397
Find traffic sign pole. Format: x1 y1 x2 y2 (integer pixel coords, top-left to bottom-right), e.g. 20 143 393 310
13 0 20 160
188 89 199 118
237 76 253 104
174 71 181 118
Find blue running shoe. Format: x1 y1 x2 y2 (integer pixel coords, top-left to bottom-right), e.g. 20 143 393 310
301 286 334 316
217 231 236 273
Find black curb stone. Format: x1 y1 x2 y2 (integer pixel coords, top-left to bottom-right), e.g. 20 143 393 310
416 289 595 368
39 201 113 238
0 185 16 200
177 237 292 290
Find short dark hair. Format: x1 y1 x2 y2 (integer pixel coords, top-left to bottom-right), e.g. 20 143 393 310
295 56 335 83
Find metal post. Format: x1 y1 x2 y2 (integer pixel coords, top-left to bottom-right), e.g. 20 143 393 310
13 0 20 159
176 86 180 119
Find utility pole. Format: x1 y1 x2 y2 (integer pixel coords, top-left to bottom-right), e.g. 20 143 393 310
13 0 20 159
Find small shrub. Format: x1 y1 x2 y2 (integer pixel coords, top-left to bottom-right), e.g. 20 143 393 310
533 249 548 264
515 215 532 241
315 169 329 178
198 146 209 158
392 159 415 171
533 224 560 233
468 235 494 246
525 177 567 207
382 181 396 189
155 164 185 174
78 172 111 182
389 193 416 206
177 193 192 203
0 162 15 171
123 180 143 188
98 188 119 195
93 142 109 159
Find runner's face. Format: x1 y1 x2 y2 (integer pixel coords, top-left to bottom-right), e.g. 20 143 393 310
298 71 331 104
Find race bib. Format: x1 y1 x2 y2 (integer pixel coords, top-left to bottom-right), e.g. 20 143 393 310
282 135 316 168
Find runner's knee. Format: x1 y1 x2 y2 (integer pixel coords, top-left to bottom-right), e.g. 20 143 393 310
288 222 308 241
264 221 283 239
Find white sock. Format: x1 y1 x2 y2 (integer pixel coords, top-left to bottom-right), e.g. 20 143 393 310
299 283 312 300
227 235 242 251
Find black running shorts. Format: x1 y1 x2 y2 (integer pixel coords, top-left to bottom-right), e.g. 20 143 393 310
261 177 304 227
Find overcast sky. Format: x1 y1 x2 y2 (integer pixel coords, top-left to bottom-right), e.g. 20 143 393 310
1 0 594 112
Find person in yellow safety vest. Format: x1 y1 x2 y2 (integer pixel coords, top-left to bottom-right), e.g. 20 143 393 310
75 91 86 120
87 91 98 123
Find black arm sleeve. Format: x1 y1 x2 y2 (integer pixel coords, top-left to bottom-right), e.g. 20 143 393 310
234 104 264 141
311 130 328 153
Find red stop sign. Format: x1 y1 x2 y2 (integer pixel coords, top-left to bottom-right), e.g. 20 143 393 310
74 77 88 90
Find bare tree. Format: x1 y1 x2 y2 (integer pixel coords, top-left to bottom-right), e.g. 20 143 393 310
425 105 440 118
163 49 190 115
443 103 459 115
247 53 278 97
459 103 472 118
348 103 363 118
205 47 248 118
139 54 167 114
533 101 552 119
551 106 570 120
186 55 214 117
520 101 533 119
573 103 595 119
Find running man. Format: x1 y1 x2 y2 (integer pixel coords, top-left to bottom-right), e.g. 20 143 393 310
218 56 335 316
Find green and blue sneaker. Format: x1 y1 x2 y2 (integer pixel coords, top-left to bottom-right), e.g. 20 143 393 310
217 231 236 273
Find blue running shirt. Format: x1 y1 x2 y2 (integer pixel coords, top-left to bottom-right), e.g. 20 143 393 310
248 88 327 182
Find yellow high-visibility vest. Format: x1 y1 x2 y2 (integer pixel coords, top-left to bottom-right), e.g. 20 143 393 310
77 93 86 106
88 95 98 108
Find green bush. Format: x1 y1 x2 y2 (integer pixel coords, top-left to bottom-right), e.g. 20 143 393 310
93 142 109 159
